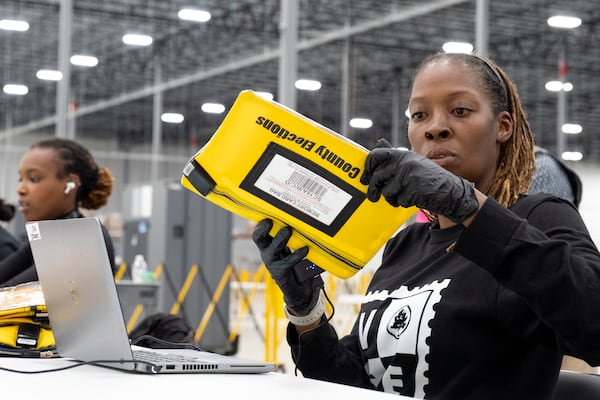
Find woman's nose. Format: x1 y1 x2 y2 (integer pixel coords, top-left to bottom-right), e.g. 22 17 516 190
424 114 451 140
16 181 26 195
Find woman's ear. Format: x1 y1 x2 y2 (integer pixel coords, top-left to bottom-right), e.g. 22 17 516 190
66 173 81 187
63 173 81 195
496 111 513 143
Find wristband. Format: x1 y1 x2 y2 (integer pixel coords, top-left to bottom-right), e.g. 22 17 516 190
283 292 325 326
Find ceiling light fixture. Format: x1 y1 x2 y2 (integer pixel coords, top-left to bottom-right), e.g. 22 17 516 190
545 81 562 91
545 80 573 92
178 9 211 22
70 55 98 67
161 113 185 124
122 33 153 46
295 79 321 91
0 19 29 31
349 118 373 129
561 151 583 161
201 103 225 114
562 123 582 134
36 69 63 81
3 84 28 95
442 41 473 54
547 15 582 29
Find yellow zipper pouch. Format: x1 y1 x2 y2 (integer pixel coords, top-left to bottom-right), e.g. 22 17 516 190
181 90 416 279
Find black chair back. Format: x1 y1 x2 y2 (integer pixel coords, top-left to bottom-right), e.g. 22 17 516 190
555 370 600 399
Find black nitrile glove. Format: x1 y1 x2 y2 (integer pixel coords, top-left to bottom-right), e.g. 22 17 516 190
252 219 323 315
360 138 479 224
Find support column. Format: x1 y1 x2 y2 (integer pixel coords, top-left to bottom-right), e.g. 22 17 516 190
151 58 163 183
278 0 298 108
340 33 350 137
391 78 402 148
1 107 11 196
56 0 73 138
557 42 567 157
475 0 489 57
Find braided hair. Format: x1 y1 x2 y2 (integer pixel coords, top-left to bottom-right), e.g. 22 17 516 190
413 53 536 207
30 138 114 210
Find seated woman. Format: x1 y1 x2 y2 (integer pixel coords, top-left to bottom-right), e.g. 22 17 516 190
0 138 116 287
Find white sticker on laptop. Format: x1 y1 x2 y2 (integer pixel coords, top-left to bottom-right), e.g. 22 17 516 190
253 154 353 225
26 223 42 241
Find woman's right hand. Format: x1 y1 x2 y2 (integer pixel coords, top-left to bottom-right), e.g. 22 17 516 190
252 219 323 315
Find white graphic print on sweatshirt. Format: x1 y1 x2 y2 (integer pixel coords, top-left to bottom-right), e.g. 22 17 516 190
358 279 450 397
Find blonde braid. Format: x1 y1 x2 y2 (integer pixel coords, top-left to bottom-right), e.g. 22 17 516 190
485 66 536 207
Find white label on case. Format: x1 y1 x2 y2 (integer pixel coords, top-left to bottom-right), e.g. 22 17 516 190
26 223 42 241
254 154 352 225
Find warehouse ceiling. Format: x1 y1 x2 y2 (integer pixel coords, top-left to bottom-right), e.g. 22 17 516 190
1 0 600 164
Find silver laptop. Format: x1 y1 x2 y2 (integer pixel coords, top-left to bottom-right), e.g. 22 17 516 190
26 217 275 374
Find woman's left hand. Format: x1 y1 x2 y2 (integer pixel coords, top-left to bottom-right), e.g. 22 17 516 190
360 139 479 224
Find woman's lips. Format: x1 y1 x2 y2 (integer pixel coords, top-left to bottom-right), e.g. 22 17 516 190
426 150 456 167
426 149 455 159
18 201 30 213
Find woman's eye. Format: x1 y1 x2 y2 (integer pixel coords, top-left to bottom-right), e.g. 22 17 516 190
453 107 471 116
411 111 425 121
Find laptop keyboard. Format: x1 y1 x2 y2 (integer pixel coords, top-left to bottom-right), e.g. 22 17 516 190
133 349 205 364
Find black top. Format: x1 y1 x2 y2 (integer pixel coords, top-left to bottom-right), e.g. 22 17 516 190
287 193 600 399
0 226 20 262
0 211 116 288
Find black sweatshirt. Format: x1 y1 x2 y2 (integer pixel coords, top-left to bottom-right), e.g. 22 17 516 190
0 226 19 262
287 194 600 399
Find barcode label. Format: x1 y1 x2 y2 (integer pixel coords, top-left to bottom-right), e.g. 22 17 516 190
286 171 328 201
253 153 353 225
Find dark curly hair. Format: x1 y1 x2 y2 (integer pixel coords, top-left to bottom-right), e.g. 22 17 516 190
31 138 114 210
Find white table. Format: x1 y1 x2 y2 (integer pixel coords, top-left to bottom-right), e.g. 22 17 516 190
0 356 408 399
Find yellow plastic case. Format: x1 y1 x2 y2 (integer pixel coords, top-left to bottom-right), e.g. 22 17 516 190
181 90 416 279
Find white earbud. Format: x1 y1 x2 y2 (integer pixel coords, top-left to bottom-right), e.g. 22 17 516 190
64 181 76 194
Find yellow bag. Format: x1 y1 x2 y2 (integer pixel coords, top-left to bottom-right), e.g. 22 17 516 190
181 90 416 279
0 282 56 357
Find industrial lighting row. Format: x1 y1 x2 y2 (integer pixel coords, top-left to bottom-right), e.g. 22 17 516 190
0 12 585 140
0 8 211 92
1 11 327 123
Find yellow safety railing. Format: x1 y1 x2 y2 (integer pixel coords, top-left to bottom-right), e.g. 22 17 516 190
263 269 284 363
126 304 144 333
229 266 266 343
153 263 164 280
114 262 127 282
194 264 233 342
170 264 198 315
